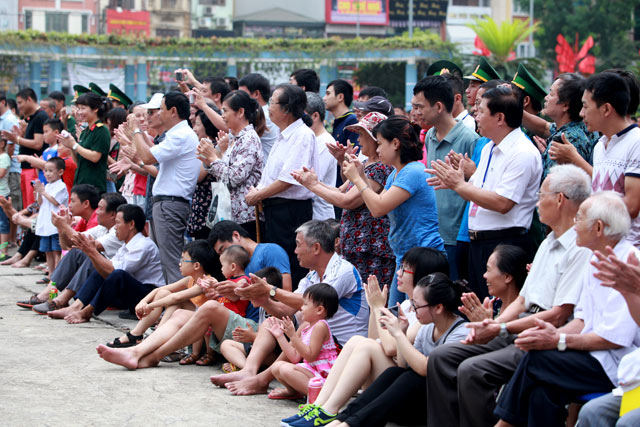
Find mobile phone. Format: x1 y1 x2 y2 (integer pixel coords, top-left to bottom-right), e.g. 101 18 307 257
388 305 399 317
30 180 37 187
552 133 564 143
175 72 183 82
189 93 195 104
61 130 71 139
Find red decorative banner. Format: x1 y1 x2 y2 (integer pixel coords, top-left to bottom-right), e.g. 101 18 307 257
106 9 150 36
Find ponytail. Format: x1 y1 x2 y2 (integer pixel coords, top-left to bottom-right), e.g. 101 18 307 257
416 272 471 315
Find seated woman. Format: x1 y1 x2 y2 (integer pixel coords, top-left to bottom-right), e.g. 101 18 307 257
280 247 449 425
287 272 470 427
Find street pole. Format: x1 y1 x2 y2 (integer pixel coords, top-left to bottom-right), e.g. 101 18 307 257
408 0 413 38
356 0 360 38
529 0 534 57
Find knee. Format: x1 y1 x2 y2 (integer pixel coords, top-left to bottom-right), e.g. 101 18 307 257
457 358 481 383
154 289 171 300
199 300 224 317
270 360 286 376
344 335 366 350
577 399 599 426
356 337 380 353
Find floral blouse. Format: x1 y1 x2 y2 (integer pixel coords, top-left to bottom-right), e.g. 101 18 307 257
206 124 263 224
340 161 395 259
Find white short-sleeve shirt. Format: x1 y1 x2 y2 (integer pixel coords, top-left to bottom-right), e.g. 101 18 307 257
260 105 280 162
574 239 640 384
591 125 640 246
83 225 123 259
149 120 201 201
296 253 369 345
455 110 476 131
110 232 165 287
468 127 542 231
258 118 318 200
35 179 68 237
312 132 338 220
519 227 590 310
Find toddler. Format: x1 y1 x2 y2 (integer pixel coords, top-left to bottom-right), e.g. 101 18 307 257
266 283 339 400
34 157 68 277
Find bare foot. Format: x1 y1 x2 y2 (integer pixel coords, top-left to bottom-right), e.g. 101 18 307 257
137 354 160 369
48 304 79 319
1 254 20 265
99 346 139 370
65 309 91 324
267 387 301 399
226 376 269 396
12 260 31 268
210 369 251 387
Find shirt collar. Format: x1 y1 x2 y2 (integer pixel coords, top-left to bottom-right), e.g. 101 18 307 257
550 226 577 250
616 123 638 137
167 120 189 135
455 110 470 121
123 232 144 250
233 124 254 139
493 127 524 154
314 252 340 281
280 118 304 141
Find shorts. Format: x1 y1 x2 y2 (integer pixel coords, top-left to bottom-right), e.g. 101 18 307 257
9 172 21 210
0 207 9 234
208 311 258 353
38 234 61 252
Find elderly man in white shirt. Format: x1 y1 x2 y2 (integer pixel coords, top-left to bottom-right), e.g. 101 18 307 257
49 204 164 324
427 85 542 299
426 164 593 427
245 84 318 285
493 191 639 427
129 91 200 284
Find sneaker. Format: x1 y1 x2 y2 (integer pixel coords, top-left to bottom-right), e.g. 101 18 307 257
32 299 67 315
287 406 336 427
281 404 316 427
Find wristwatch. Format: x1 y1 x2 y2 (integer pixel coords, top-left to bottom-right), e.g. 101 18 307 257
133 128 143 135
269 285 278 300
557 333 567 351
72 143 79 151
499 323 509 338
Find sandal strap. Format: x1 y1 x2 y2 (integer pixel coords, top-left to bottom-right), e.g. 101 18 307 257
126 331 143 343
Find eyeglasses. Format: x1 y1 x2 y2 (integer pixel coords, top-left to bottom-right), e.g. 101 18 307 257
180 258 195 264
410 299 431 311
268 98 282 106
536 191 570 200
400 266 414 275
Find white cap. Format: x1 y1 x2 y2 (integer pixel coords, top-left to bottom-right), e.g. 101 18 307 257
140 93 164 109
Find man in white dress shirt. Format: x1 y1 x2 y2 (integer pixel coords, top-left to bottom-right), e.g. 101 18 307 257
427 85 542 298
130 91 200 283
52 204 164 324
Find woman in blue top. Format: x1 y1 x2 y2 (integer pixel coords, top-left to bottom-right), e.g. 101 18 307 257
343 115 444 306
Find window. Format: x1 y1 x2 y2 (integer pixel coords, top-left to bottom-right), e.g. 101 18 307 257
451 0 490 6
156 28 180 38
25 10 32 29
161 0 177 8
82 14 88 33
46 12 69 32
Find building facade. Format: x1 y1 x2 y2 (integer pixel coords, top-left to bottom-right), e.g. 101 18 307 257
18 0 100 34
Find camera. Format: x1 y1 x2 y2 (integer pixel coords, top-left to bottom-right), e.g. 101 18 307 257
175 72 183 82
30 180 37 187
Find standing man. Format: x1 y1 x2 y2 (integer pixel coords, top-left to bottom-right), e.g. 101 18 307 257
463 57 501 112
427 85 541 298
238 73 280 161
0 88 48 209
0 91 21 243
324 79 360 147
417 76 479 280
129 91 200 284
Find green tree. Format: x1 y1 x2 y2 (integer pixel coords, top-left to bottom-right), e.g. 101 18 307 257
517 0 640 71
467 17 537 64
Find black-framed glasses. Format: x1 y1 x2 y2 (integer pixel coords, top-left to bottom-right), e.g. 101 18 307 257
410 299 431 311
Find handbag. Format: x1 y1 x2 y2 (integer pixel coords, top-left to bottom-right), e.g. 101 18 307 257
206 180 232 228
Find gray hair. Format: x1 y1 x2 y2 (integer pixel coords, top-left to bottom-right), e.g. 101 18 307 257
583 191 631 240
305 92 325 122
296 220 334 253
546 164 592 205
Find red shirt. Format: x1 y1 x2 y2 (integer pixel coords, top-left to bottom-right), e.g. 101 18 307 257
62 157 77 197
217 275 250 317
133 172 147 196
73 209 98 232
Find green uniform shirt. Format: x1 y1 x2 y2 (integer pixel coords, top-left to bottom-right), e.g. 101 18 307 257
66 115 76 134
74 121 110 193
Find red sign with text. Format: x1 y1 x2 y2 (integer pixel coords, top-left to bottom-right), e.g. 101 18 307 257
106 9 150 36
326 0 389 26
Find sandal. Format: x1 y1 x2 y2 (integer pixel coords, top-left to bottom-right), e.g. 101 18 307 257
16 294 46 309
106 332 144 348
195 353 216 366
179 353 199 365
222 362 239 374
35 277 50 285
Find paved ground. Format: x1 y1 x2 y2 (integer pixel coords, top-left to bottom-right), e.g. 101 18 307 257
0 258 300 427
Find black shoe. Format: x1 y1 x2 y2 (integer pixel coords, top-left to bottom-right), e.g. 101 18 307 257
118 310 138 320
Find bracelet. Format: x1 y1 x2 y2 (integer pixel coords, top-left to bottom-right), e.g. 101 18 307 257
359 184 370 194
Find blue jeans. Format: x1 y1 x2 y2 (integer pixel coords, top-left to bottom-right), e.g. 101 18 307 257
0 206 9 234
387 259 404 307
105 180 116 193
578 392 640 427
444 244 458 281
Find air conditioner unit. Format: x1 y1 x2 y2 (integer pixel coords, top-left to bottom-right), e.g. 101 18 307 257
203 6 213 16
198 17 212 27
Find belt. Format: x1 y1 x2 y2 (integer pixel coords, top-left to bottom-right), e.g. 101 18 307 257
468 227 528 241
262 197 310 208
152 195 189 205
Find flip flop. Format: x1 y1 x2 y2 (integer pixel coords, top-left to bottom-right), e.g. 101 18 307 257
267 389 304 400
222 362 239 374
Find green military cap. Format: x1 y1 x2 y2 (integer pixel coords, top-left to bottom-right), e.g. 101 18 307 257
464 57 501 82
89 83 107 97
427 60 463 79
72 85 90 102
107 84 133 109
511 63 547 105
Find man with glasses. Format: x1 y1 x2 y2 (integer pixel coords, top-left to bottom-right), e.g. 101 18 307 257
426 164 593 427
427 85 542 299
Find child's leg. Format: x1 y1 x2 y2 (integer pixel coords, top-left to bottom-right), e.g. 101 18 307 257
192 339 202 356
45 251 55 277
270 361 315 397
52 250 61 270
220 340 248 369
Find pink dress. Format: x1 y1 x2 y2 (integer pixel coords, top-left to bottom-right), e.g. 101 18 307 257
297 319 338 380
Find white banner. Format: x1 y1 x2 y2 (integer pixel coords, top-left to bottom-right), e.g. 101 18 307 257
67 63 125 94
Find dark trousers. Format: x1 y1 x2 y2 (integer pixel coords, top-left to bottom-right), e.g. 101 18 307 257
263 198 312 288
455 240 470 282
336 366 427 427
468 233 534 300
494 349 614 427
75 270 156 315
18 229 40 257
426 336 520 427
50 248 96 292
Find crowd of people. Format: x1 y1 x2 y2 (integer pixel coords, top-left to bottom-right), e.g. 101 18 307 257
2 59 640 426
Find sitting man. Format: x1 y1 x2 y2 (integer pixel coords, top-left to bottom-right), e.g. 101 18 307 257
97 220 368 384
209 219 368 395
50 204 164 323
25 192 126 313
426 164 593 427
493 191 640 426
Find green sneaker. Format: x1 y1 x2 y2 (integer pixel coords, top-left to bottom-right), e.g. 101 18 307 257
281 403 316 426
289 406 337 427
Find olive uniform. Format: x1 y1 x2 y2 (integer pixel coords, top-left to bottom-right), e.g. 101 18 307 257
74 121 110 193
